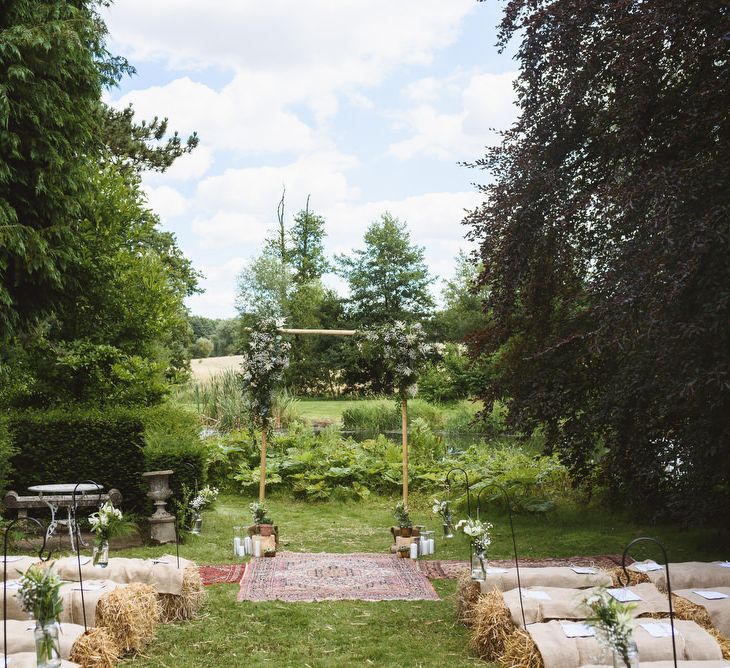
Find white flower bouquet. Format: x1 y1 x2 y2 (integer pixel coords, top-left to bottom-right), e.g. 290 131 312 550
190 485 219 511
584 589 637 667
456 517 493 554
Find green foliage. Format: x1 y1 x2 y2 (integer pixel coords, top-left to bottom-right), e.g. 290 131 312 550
142 405 207 512
194 370 249 432
193 337 214 358
340 399 471 433
468 0 730 522
18 565 63 625
8 407 147 511
393 500 412 528
289 205 330 283
418 343 474 403
0 414 16 495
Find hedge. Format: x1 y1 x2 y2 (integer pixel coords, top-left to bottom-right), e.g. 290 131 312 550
5 405 206 517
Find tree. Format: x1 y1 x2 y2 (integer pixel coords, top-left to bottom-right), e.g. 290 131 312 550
0 0 130 337
338 213 435 326
289 199 329 283
193 337 214 358
467 0 730 522
235 254 293 321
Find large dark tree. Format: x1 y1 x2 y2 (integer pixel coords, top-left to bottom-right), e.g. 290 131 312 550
467 1 730 522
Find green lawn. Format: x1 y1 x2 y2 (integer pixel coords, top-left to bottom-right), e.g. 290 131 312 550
115 493 727 667
296 398 383 423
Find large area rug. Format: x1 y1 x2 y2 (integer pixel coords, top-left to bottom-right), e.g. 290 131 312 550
237 552 440 602
199 563 247 585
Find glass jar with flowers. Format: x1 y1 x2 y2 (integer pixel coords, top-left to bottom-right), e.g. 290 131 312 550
584 589 639 668
456 518 493 580
18 565 63 668
432 499 455 538
88 501 133 567
189 485 219 534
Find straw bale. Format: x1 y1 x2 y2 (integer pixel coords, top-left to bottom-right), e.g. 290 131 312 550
610 566 650 587
96 582 160 653
455 571 481 626
158 564 205 622
498 628 544 668
470 587 515 661
68 627 120 668
671 595 715 629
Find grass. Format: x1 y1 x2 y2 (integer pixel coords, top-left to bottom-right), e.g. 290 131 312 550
113 493 728 667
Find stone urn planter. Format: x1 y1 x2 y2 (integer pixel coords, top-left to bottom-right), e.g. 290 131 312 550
142 470 176 544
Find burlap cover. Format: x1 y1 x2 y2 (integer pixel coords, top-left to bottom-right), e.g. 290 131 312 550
53 555 186 595
3 653 79 668
675 587 730 637
629 561 730 592
529 619 722 668
504 583 670 627
479 566 612 594
0 557 41 581
0 619 84 658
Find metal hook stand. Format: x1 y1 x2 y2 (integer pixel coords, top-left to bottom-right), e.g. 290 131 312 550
445 467 472 571
476 482 527 630
618 537 678 668
3 517 52 668
71 480 103 633
174 516 180 570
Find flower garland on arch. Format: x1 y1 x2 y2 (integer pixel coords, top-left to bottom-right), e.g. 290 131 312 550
240 317 291 431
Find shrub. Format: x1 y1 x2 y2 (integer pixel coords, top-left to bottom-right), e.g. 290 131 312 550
341 399 449 433
7 407 148 512
0 415 16 497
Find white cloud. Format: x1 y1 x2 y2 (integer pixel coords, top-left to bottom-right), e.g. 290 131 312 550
389 70 518 160
143 185 188 221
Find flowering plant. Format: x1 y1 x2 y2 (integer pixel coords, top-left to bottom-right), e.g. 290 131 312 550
393 500 412 529
18 565 63 626
88 501 128 542
359 321 434 398
190 485 219 511
456 518 493 554
431 499 452 523
240 317 291 429
584 589 636 667
249 501 272 525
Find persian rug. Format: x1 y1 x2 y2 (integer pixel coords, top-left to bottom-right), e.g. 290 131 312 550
199 563 247 586
419 555 629 580
237 552 440 602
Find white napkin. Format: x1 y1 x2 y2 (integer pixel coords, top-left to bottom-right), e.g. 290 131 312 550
718 561 730 568
693 590 729 600
607 587 642 602
633 561 663 573
485 567 509 574
640 622 679 638
562 622 595 638
522 589 551 600
570 566 596 574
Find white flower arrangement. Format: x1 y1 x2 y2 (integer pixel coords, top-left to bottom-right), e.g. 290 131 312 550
190 485 219 511
456 517 493 554
88 501 123 540
584 589 637 667
432 499 452 521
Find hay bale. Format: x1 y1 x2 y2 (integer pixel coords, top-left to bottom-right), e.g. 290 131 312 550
158 564 205 622
706 625 730 661
670 594 715 628
498 628 544 668
455 571 481 626
470 587 515 661
96 583 159 654
69 627 120 668
610 566 650 587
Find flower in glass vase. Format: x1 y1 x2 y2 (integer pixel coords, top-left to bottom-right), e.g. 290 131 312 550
432 499 455 537
584 589 638 668
87 501 133 567
18 565 63 667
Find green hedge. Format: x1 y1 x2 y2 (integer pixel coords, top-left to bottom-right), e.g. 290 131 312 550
5 405 205 516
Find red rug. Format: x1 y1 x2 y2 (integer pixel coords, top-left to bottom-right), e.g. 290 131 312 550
199 563 246 585
237 552 440 602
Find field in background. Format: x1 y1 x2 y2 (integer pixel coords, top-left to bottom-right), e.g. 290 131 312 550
190 355 243 381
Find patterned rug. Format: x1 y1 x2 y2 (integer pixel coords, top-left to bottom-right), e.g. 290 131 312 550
237 552 440 602
199 563 247 585
418 554 628 580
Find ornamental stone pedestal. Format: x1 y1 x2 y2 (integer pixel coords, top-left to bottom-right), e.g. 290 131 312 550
142 470 176 544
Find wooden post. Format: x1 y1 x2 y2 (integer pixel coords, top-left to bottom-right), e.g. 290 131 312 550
402 397 408 506
259 427 267 502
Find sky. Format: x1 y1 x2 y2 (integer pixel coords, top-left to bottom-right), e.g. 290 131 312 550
103 1 519 319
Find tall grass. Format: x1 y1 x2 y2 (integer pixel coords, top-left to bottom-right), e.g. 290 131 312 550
341 399 484 433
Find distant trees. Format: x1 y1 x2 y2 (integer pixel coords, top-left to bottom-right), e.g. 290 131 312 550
467 0 730 521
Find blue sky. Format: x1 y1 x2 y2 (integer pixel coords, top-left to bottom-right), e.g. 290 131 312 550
103 1 519 318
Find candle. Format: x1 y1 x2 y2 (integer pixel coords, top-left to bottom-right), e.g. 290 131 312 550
237 543 246 558
244 536 252 555
234 536 241 556
253 537 261 558
428 538 435 554
419 536 426 555
410 542 418 560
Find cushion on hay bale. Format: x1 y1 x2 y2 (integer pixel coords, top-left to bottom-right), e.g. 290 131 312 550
52 555 186 595
630 562 730 592
675 587 730 638
478 566 612 594
527 619 723 668
0 557 41 580
157 563 204 623
0 619 84 657
504 583 671 628
3 653 79 668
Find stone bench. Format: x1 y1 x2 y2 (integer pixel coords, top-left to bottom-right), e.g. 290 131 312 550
3 488 123 518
